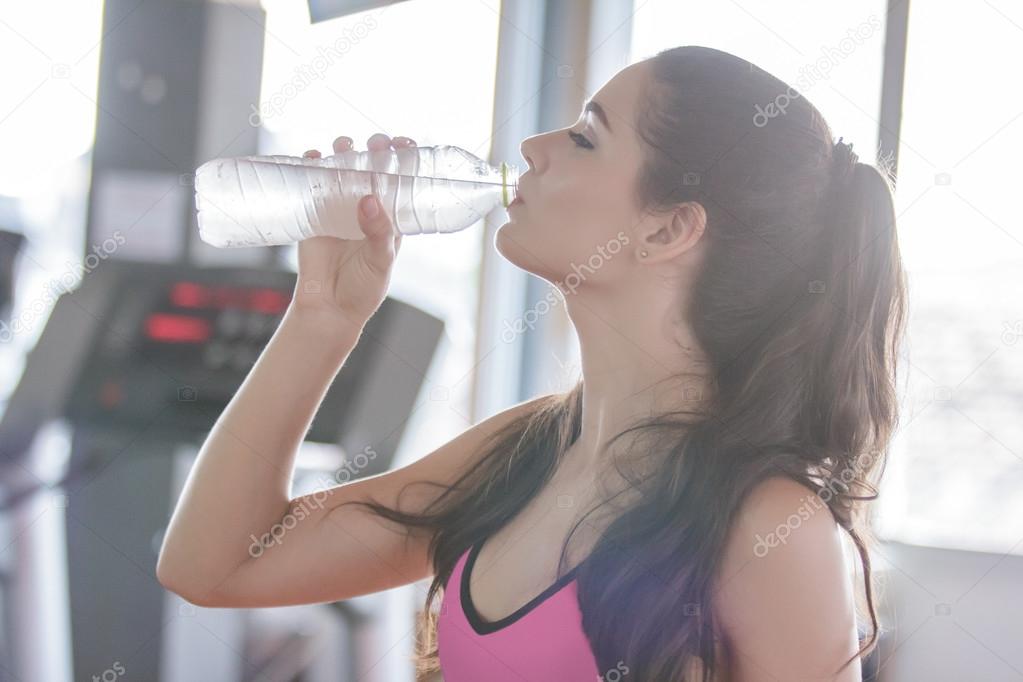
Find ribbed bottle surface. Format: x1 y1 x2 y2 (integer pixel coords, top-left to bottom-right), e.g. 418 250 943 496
194 146 519 247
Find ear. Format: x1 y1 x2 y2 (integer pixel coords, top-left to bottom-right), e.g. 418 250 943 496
637 201 707 262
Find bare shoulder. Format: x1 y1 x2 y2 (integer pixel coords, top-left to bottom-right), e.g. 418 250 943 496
711 476 862 681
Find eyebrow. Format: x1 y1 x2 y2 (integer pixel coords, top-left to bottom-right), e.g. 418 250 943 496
584 99 612 134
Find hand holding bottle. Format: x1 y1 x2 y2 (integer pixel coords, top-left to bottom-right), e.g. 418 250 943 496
287 133 413 331
195 141 518 246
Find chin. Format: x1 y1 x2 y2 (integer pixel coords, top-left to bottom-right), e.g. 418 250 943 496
494 222 554 278
497 224 576 286
494 222 532 267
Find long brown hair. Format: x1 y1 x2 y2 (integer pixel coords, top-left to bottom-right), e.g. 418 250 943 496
337 45 909 680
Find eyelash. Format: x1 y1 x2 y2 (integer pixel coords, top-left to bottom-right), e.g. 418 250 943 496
568 130 594 150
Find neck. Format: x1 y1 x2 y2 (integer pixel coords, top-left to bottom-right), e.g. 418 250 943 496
560 282 713 472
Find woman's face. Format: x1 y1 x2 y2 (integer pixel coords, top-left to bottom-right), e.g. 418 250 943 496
496 61 652 291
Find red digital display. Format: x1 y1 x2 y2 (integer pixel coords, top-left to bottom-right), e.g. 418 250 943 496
145 313 212 343
168 281 290 314
169 282 209 308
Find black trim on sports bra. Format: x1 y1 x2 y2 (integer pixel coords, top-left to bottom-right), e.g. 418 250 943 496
460 537 582 636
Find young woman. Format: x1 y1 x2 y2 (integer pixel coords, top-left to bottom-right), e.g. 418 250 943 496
158 45 908 681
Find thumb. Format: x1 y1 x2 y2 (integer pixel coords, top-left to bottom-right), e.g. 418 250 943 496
358 194 397 266
358 194 391 235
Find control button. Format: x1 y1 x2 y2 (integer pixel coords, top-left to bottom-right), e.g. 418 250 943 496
245 311 269 337
218 309 244 337
203 340 229 369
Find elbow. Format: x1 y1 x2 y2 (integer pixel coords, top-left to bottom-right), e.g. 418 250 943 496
155 557 191 600
156 558 231 608
156 555 202 605
157 573 221 608
155 545 185 591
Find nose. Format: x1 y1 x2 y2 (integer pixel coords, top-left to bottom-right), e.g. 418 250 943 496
520 135 540 173
520 146 534 171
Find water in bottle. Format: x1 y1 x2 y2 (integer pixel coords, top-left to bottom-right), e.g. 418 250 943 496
193 145 519 247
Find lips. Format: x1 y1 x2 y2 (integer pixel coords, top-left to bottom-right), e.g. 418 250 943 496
511 181 527 205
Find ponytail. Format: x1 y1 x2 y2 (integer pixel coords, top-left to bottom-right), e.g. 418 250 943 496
800 141 909 670
810 141 905 455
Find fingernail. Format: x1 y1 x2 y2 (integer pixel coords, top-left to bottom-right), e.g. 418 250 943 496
361 195 379 218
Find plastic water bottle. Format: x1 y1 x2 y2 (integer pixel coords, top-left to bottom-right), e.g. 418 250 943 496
193 145 519 247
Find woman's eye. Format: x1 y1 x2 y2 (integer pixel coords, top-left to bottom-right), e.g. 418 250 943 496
568 130 594 150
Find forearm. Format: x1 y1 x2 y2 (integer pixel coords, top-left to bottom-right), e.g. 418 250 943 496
156 307 362 594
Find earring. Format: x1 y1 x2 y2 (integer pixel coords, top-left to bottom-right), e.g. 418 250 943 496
640 249 648 258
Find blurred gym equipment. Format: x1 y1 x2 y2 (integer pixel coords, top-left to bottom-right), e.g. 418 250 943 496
0 260 443 681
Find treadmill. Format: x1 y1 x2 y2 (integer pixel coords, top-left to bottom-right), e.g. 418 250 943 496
0 259 444 681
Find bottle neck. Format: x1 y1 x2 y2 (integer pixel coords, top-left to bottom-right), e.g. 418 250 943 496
501 162 520 208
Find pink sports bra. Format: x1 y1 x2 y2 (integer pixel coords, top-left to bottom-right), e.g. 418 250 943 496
437 538 600 680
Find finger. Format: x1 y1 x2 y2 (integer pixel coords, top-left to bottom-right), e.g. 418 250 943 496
357 194 397 271
366 133 392 151
303 149 321 158
332 136 353 154
358 194 391 238
393 136 416 148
